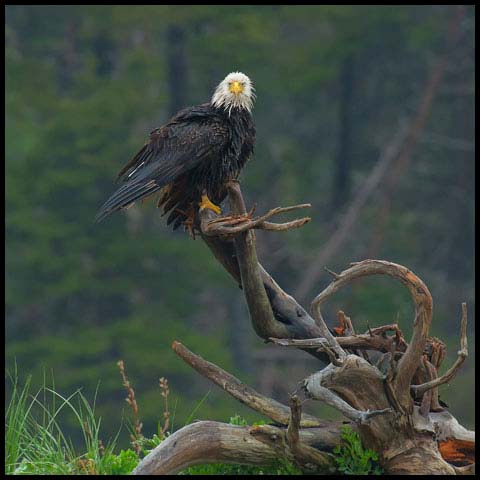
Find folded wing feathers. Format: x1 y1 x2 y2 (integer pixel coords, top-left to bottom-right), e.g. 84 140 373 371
95 149 193 223
96 113 227 223
116 144 153 183
95 179 160 223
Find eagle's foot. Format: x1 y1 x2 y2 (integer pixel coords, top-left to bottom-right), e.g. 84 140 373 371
198 194 222 215
175 205 197 239
207 205 256 226
182 205 195 240
182 216 196 239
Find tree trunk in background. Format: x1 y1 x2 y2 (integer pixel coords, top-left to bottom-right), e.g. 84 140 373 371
366 5 465 259
166 24 188 117
445 89 475 285
92 29 115 77
57 19 78 93
331 55 355 209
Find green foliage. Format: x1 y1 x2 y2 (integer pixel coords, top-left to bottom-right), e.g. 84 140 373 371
333 426 383 475
99 449 139 475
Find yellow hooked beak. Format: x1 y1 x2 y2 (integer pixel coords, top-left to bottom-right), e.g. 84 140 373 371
229 81 244 96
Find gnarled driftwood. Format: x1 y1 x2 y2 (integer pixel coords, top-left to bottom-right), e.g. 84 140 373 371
133 183 474 475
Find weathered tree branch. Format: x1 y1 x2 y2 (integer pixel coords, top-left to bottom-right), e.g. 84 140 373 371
285 395 335 470
224 181 291 340
307 259 433 412
200 226 322 338
303 360 393 424
198 183 332 363
412 303 468 397
140 169 474 474
200 203 311 236
131 421 333 475
172 341 324 428
270 324 407 353
168 233 473 474
310 294 346 360
133 345 342 475
135 336 474 475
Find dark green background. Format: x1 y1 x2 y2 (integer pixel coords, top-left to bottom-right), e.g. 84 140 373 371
6 5 475 446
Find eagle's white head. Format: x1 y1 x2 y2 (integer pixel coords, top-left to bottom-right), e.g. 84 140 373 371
211 71 255 115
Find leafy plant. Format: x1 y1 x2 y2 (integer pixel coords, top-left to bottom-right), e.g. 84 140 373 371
333 425 383 475
99 449 139 475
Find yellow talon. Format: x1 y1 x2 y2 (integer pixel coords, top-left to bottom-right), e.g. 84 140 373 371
199 194 221 215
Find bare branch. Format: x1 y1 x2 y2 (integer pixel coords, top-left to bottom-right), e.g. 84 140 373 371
306 259 432 410
310 300 346 361
286 395 301 446
339 310 354 335
324 267 341 280
221 181 286 340
201 202 311 237
333 310 366 359
131 421 278 475
172 341 324 427
270 329 406 354
286 395 335 469
259 217 311 231
132 419 340 474
419 355 434 418
303 366 392 425
317 343 344 367
411 303 468 397
198 183 332 363
269 337 329 348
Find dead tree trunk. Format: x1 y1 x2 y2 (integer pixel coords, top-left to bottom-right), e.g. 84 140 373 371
132 182 474 475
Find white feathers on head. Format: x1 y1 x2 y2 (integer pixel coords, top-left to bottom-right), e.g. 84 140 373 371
211 71 255 115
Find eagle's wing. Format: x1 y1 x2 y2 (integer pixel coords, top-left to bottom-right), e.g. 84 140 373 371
95 110 228 223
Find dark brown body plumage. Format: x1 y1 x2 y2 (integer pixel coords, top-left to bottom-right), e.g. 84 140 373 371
95 103 255 226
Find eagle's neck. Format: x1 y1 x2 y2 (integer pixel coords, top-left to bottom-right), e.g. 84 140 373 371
219 106 254 173
213 104 252 122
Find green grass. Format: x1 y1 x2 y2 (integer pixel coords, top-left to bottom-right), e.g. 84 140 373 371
4 369 303 475
5 367 382 475
5 368 123 475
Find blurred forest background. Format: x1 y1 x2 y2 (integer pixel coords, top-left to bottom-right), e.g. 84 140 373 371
5 5 475 447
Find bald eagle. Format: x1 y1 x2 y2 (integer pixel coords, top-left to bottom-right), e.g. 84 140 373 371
95 72 256 231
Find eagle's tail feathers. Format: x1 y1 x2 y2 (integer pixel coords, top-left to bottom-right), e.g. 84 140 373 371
95 180 160 223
